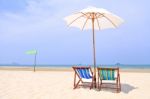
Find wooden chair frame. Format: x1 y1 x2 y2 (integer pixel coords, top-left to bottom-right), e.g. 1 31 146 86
97 67 121 93
72 66 94 89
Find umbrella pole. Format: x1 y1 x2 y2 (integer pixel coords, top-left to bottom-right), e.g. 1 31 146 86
92 16 96 88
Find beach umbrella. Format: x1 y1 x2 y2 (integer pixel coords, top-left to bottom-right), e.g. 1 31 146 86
26 50 37 72
64 6 124 87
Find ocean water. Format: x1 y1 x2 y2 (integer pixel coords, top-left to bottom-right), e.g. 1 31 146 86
0 64 150 69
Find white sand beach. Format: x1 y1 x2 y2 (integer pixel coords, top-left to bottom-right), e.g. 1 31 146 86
0 68 150 99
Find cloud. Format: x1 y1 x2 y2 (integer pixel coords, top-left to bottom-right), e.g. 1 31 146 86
0 0 149 42
0 0 95 43
0 1 55 40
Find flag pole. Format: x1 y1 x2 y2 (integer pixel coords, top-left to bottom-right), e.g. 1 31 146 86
34 52 37 72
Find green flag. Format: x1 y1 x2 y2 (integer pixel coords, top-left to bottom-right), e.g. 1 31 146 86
26 50 37 55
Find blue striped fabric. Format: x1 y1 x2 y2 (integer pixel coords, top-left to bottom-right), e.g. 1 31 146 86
77 69 92 79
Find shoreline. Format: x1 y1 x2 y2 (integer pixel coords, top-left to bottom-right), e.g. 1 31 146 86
0 66 150 73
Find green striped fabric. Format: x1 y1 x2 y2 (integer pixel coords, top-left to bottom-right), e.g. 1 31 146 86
99 69 115 80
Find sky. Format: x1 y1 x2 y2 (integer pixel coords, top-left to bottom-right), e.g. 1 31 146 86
0 0 150 65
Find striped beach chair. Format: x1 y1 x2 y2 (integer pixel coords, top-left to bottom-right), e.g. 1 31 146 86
72 66 94 89
97 67 121 92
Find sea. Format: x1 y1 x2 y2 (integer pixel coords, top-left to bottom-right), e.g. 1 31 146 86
0 64 150 69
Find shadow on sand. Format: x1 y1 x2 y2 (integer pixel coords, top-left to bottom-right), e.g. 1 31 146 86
76 83 138 93
121 83 138 94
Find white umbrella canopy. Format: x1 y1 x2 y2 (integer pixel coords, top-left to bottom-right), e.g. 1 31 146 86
64 6 124 30
64 6 124 87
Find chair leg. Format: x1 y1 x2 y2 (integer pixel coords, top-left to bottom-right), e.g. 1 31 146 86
94 76 97 88
90 77 94 89
119 76 121 92
117 78 121 93
116 75 121 92
74 79 81 89
119 83 121 92
98 77 99 91
116 78 119 93
99 80 102 91
74 72 76 88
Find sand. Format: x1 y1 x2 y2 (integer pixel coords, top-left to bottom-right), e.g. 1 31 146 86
0 68 150 99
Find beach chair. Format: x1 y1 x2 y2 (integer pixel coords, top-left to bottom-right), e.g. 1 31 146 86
97 67 121 92
72 66 94 89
